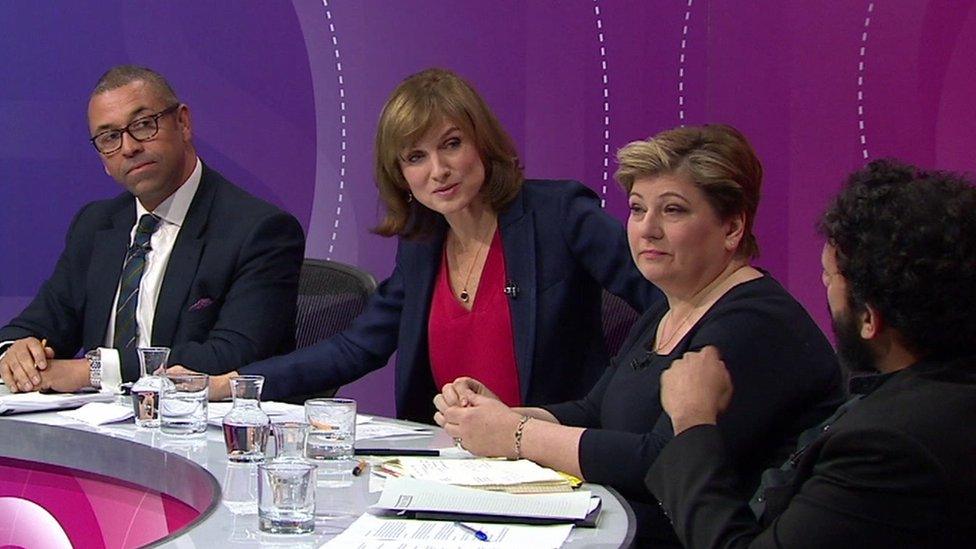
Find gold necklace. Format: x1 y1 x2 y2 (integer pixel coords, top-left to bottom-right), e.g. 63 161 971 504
453 219 496 303
653 265 748 353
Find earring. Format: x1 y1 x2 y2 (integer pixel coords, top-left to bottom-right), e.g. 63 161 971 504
406 192 413 203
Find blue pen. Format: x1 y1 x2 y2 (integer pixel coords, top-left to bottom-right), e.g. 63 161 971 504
454 522 489 542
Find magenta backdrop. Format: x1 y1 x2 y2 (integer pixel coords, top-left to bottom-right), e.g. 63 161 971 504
2 1 975 416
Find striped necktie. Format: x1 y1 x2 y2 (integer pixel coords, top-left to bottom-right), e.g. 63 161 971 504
113 213 161 350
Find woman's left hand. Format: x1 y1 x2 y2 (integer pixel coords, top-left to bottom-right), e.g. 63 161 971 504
441 394 522 458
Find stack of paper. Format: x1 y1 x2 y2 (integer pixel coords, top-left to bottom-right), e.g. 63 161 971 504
370 477 599 525
0 389 117 415
376 457 579 493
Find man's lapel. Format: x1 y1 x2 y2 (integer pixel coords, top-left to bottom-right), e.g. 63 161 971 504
151 168 214 345
84 202 134 349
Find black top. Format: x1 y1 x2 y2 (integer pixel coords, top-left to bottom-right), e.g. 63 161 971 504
544 275 844 545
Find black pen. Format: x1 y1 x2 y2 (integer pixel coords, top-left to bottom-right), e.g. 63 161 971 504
354 448 440 457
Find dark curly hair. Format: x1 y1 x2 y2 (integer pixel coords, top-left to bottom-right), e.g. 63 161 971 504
818 159 976 360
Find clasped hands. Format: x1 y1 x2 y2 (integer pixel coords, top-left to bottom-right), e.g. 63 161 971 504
432 377 522 458
0 337 88 393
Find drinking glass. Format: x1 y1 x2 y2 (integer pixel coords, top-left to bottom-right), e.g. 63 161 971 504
258 462 316 534
304 398 356 464
130 347 174 428
160 373 209 436
272 421 310 462
222 375 270 462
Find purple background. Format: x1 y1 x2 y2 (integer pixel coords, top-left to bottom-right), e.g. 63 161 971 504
2 1 974 416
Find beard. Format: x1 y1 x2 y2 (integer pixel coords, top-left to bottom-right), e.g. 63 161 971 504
830 307 878 374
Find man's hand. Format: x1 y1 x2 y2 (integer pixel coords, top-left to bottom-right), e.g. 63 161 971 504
166 365 237 400
36 359 90 393
660 346 734 435
0 337 54 392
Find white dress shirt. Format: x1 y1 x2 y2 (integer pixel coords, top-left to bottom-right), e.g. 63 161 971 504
98 158 203 391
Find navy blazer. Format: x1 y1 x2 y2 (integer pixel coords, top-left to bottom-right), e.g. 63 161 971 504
247 180 661 422
0 165 305 380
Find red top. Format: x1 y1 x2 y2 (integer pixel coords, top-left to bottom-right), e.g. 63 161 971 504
428 229 521 407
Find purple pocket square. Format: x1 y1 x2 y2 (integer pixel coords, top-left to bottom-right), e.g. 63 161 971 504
188 297 215 312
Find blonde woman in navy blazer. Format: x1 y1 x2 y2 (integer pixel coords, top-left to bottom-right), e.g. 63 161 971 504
195 69 659 422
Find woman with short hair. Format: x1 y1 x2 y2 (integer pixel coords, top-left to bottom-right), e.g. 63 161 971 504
435 124 844 547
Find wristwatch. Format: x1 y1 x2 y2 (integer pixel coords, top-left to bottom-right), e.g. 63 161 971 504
85 349 102 390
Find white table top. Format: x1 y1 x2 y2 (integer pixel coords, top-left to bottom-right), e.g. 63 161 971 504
1 402 635 548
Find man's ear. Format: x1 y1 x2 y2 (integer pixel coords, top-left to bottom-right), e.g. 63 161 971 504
860 303 882 339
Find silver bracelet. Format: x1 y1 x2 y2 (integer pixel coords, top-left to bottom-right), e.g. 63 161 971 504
513 415 531 460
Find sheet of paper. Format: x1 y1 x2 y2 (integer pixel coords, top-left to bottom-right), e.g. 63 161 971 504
207 400 306 425
58 402 133 425
357 421 432 440
394 457 564 486
372 478 592 521
0 389 116 415
321 513 573 549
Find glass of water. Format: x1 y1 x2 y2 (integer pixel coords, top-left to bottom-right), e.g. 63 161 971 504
304 398 356 472
160 373 209 436
258 461 316 534
131 347 174 429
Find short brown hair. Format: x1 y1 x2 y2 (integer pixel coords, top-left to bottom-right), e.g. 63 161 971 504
91 65 179 105
615 124 763 259
373 68 523 238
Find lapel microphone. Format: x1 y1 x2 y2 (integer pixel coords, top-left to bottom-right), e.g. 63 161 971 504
630 351 652 371
503 281 519 299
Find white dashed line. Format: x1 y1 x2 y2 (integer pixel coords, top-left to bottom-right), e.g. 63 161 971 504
678 0 693 125
323 0 347 258
594 1 610 207
858 3 874 160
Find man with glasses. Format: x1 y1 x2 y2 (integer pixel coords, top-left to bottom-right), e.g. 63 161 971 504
0 65 305 394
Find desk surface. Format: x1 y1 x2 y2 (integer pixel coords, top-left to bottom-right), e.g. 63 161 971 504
2 406 635 548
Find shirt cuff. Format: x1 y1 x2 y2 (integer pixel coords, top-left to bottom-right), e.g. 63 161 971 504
98 347 123 394
0 340 14 361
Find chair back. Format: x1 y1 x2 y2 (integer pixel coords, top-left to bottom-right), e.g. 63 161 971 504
295 258 377 350
286 259 377 403
601 290 640 358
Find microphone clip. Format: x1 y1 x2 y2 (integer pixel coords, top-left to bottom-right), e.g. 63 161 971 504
503 281 519 299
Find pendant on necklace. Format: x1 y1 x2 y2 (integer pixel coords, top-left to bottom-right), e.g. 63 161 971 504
459 290 470 302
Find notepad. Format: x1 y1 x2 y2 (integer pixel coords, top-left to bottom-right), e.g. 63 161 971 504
371 477 600 526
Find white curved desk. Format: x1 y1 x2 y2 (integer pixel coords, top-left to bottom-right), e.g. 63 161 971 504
2 409 635 548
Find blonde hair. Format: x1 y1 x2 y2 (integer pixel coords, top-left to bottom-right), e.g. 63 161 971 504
373 68 523 238
615 124 763 259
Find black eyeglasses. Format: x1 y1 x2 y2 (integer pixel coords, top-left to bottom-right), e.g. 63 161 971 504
89 104 180 154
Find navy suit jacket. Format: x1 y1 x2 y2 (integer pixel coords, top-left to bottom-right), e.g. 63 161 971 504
246 180 661 422
0 164 305 381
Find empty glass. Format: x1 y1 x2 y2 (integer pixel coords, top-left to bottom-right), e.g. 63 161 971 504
272 421 311 462
222 375 270 462
258 462 316 534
